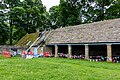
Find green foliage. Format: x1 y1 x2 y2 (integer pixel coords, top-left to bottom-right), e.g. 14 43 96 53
49 6 61 29
49 0 82 28
49 0 120 27
106 0 120 19
81 0 119 22
0 56 120 80
0 0 120 45
0 7 9 45
0 0 49 45
0 0 22 45
22 0 49 33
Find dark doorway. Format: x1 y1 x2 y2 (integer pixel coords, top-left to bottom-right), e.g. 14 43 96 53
58 45 68 58
112 44 120 62
89 45 107 56
89 45 107 61
58 45 68 54
72 45 85 56
112 45 120 57
72 45 85 59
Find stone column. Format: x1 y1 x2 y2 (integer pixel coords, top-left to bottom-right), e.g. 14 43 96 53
85 44 89 60
68 45 72 58
107 44 112 62
55 45 58 57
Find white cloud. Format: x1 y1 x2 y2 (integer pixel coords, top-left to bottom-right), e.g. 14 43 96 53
41 0 60 11
2 0 60 12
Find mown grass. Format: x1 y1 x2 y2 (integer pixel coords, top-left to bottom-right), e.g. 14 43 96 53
0 55 120 80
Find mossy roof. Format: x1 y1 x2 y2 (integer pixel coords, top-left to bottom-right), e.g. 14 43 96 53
16 32 40 47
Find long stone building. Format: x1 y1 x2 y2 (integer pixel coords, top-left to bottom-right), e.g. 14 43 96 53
43 18 120 61
17 18 120 62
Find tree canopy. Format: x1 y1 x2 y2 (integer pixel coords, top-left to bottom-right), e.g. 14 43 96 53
0 0 120 45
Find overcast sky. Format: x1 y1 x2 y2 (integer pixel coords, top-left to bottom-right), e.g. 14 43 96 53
1 0 60 12
41 0 60 11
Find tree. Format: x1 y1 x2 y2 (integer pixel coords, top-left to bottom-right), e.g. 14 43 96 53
83 0 117 22
1 0 22 45
0 0 49 45
11 7 27 43
49 0 82 28
94 0 114 21
0 11 9 44
59 0 82 27
22 0 48 33
106 0 120 19
49 6 61 29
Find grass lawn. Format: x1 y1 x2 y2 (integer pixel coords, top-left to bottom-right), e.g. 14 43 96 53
0 55 120 80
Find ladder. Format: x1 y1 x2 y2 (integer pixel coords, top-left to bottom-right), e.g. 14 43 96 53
26 29 46 52
37 29 52 49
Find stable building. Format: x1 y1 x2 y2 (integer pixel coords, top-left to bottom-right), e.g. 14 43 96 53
44 18 120 61
16 18 120 62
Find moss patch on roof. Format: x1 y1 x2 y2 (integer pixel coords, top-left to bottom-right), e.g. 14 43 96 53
16 32 40 47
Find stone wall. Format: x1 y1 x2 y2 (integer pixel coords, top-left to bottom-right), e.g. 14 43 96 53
0 45 25 54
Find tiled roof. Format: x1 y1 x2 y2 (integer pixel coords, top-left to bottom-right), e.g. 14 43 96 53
47 18 120 44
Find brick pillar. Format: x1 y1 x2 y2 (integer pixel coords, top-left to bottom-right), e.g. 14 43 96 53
85 44 89 60
55 45 58 57
107 44 112 62
68 45 72 58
